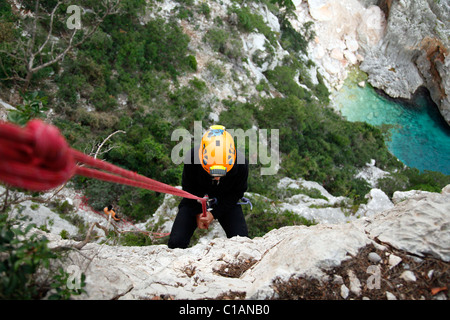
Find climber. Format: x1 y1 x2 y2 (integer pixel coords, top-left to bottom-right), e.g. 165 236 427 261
168 125 249 249
104 205 121 222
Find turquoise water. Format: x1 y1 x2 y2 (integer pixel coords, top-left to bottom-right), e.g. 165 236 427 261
334 83 450 175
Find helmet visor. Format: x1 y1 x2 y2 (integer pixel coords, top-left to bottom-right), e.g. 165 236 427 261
209 165 227 177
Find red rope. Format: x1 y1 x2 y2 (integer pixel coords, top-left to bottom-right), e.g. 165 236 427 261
0 119 208 216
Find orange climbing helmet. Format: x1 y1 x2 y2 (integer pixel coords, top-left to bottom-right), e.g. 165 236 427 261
199 125 236 177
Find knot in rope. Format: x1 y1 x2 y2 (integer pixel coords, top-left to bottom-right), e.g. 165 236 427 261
0 119 76 191
27 119 73 171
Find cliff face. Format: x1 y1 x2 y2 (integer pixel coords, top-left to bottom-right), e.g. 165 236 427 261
291 0 386 91
289 0 449 125
359 0 450 124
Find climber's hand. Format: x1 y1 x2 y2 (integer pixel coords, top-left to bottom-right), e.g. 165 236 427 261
196 211 214 230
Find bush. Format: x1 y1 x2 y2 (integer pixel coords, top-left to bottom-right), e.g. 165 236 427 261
230 6 277 45
256 96 307 154
119 232 154 246
55 54 106 106
91 87 117 112
377 168 450 198
279 17 310 54
0 215 85 299
185 55 198 71
7 91 48 126
219 100 256 130
313 71 330 104
197 2 211 18
265 66 312 102
73 108 119 130
243 194 316 238
204 28 229 53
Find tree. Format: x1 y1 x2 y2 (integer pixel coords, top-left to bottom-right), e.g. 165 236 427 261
0 0 121 90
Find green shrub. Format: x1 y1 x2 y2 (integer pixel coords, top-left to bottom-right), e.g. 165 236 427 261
59 229 69 239
243 194 316 238
313 71 330 104
377 168 450 198
91 87 118 112
197 2 211 18
279 17 311 54
230 6 277 45
119 232 153 246
265 66 312 102
185 55 198 71
219 100 256 130
206 62 226 84
55 54 106 106
7 91 48 126
53 200 74 215
0 215 85 299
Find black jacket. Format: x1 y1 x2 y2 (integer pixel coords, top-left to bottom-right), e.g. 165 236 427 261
178 146 249 219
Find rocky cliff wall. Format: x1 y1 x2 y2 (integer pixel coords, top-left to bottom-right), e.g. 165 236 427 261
296 0 449 124
359 0 450 125
291 0 386 91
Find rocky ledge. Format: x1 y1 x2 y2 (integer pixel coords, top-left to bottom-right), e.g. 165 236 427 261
44 184 449 300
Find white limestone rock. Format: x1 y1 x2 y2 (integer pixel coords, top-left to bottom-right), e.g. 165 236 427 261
366 186 450 262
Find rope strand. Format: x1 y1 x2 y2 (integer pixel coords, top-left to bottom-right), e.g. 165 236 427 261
0 119 208 216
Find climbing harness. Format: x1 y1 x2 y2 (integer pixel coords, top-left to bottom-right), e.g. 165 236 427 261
203 194 217 213
0 119 209 218
203 195 252 212
237 197 253 210
206 196 218 209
